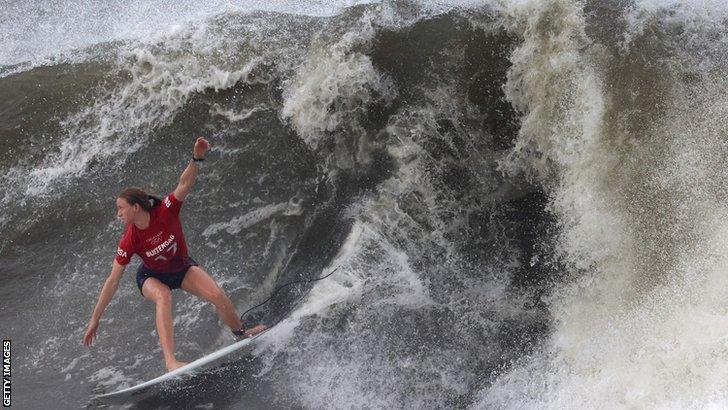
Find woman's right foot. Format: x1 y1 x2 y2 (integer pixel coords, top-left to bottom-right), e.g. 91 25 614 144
165 359 188 372
233 324 267 340
244 324 267 337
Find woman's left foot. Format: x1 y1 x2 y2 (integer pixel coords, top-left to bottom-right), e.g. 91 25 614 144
165 359 188 372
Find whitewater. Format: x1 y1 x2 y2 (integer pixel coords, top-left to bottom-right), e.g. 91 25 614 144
3 0 728 408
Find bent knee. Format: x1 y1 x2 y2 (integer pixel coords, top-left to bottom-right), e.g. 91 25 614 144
144 285 172 303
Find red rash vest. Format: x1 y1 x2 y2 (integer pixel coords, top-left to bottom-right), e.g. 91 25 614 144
115 192 190 273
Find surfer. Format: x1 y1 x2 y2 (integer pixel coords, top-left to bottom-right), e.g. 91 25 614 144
82 137 266 372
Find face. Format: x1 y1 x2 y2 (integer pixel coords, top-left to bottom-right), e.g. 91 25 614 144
116 197 138 226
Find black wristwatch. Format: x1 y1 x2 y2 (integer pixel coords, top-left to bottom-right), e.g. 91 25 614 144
192 155 205 162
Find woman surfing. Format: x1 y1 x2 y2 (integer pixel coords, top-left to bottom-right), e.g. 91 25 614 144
82 137 265 372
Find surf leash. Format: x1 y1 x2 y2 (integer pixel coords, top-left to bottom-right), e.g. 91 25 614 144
239 266 340 325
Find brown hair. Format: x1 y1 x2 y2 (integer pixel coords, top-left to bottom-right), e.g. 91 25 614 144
118 187 162 212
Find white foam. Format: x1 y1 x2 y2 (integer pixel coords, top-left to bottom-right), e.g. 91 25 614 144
88 366 137 389
478 0 728 407
258 222 365 340
1 0 380 68
209 103 271 123
0 28 264 218
60 357 80 373
202 198 303 237
281 13 397 150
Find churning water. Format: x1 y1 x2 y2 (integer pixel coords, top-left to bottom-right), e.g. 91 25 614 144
3 0 728 408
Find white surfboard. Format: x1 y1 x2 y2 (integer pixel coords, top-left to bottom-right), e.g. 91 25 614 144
95 328 269 399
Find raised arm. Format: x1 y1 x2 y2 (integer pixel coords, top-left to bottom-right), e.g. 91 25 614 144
83 260 126 346
174 137 210 202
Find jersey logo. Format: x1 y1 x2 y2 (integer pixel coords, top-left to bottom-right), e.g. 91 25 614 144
154 242 177 261
116 248 128 259
145 234 177 261
164 197 172 208
146 230 164 245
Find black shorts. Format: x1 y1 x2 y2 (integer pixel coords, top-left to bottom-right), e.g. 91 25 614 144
135 257 198 296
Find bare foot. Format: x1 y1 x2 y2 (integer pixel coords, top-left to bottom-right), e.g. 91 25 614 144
244 324 267 338
165 359 188 372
